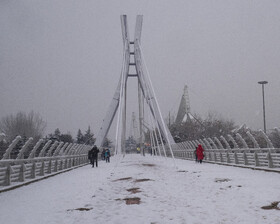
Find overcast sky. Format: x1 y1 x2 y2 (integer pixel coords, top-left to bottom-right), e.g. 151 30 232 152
0 0 280 139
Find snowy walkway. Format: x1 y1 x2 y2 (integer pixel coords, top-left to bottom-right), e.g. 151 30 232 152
0 154 279 224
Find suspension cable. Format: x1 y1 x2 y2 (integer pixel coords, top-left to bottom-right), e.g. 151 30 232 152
137 41 176 167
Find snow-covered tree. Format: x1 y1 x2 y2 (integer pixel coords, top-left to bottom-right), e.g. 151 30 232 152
60 133 74 143
76 129 84 144
170 111 237 142
54 128 61 140
84 126 95 145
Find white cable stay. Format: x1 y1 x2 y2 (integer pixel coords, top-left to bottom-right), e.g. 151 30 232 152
137 41 176 167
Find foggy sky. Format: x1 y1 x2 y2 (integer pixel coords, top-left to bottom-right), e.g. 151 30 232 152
1 0 280 139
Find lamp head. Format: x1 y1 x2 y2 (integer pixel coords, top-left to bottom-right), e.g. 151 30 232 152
258 81 268 85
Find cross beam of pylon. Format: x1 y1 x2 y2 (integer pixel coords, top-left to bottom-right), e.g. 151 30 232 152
95 15 175 159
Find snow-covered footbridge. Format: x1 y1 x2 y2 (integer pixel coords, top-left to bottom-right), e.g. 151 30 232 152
0 129 280 191
1 15 280 193
1 155 280 224
1 15 280 223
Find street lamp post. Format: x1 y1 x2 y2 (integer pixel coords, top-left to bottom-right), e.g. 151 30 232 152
258 81 268 133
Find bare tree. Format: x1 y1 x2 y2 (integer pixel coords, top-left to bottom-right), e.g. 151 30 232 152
170 111 237 142
0 111 46 143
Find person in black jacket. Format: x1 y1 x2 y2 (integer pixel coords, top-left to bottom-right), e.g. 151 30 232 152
88 148 94 165
91 145 100 168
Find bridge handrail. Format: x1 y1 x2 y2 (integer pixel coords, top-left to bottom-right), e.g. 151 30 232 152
169 146 280 170
159 128 280 171
0 135 91 189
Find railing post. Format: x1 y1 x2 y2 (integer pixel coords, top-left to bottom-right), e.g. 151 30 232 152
254 152 259 166
53 160 58 172
213 152 217 162
65 158 69 169
31 162 36 179
19 163 26 182
69 158 72 167
208 152 212 161
58 160 62 170
47 160 52 174
243 152 248 165
267 151 274 168
226 152 230 163
4 164 13 186
220 152 223 163
234 152 239 164
40 160 45 176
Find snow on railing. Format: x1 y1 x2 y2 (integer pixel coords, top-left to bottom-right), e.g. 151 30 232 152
0 136 91 189
165 130 280 171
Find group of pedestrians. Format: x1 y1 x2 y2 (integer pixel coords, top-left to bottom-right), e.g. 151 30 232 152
194 144 204 164
89 143 204 167
88 145 111 168
101 148 111 163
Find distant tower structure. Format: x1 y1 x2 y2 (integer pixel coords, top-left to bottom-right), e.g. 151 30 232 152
175 85 192 124
129 112 139 143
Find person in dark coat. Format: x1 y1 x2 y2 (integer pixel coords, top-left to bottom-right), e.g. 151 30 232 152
194 147 198 162
88 148 94 165
196 144 204 164
91 145 100 168
101 148 106 160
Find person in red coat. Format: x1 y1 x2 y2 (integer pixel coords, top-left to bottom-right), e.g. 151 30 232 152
196 144 204 164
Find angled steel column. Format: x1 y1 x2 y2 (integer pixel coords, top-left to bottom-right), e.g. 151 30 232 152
95 15 130 149
135 15 145 155
138 81 145 155
95 80 121 147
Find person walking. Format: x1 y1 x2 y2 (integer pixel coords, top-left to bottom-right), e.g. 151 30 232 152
92 145 100 168
101 148 106 160
105 148 111 163
194 147 198 163
88 148 94 165
196 144 204 164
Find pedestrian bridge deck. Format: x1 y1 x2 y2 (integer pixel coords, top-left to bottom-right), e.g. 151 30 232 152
0 155 279 224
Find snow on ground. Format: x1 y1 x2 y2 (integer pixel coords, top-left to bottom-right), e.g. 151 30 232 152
0 154 280 224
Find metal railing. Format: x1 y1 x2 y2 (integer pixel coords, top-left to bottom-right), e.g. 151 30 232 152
171 147 280 170
161 129 280 171
0 136 91 189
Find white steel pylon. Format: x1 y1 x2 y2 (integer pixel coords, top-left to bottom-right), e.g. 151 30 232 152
95 15 175 159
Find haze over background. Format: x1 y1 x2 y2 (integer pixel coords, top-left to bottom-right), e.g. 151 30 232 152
0 0 280 138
